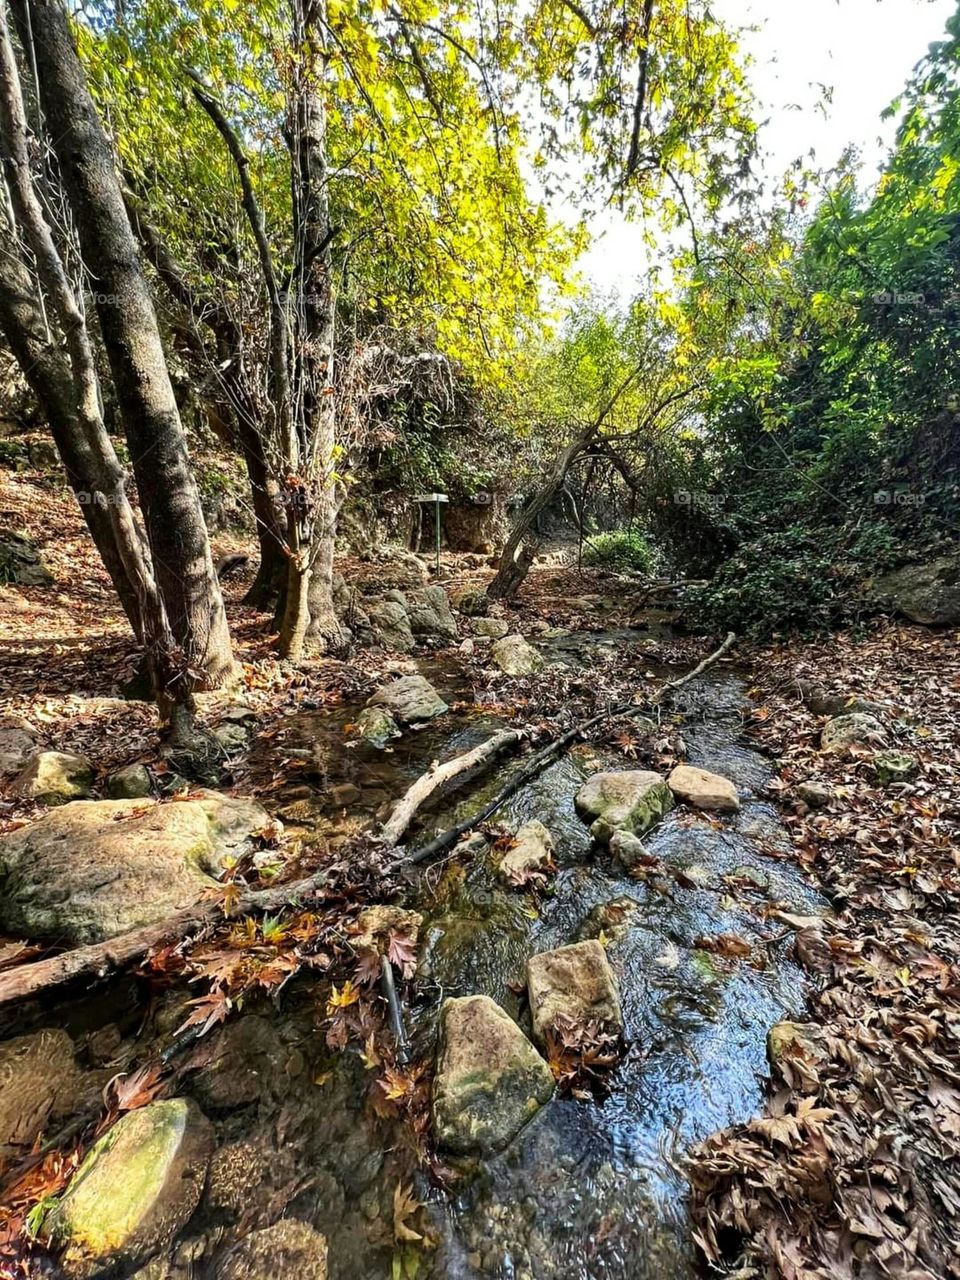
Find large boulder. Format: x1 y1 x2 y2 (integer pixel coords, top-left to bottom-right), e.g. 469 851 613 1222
0 1028 86 1152
821 713 887 752
0 791 270 944
0 716 37 776
490 634 543 676
47 1098 213 1275
215 1221 328 1280
365 600 416 652
667 764 740 813
386 586 458 640
871 555 960 626
526 940 623 1044
432 995 554 1155
496 820 554 885
367 674 448 724
11 750 94 804
574 769 673 843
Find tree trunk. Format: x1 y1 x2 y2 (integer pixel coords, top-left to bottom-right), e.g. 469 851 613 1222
487 428 595 599
0 250 144 636
0 6 192 713
11 0 234 689
126 189 289 613
284 0 347 658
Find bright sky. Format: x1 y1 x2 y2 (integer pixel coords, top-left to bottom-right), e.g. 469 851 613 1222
579 0 959 293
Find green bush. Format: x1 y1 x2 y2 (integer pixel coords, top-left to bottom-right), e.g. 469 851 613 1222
582 529 655 574
690 526 859 636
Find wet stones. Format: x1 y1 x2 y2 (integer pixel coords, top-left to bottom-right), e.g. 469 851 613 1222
47 1097 214 1276
11 750 94 804
367 674 448 724
354 705 402 748
490 634 544 676
432 995 554 1155
526 940 623 1044
192 1015 307 1110
215 1220 328 1280
667 764 740 813
0 791 271 944
821 712 887 751
496 820 554 884
576 897 642 943
608 830 651 873
0 1028 86 1153
574 769 673 843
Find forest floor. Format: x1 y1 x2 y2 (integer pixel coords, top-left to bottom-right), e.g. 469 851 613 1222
2 467 960 1278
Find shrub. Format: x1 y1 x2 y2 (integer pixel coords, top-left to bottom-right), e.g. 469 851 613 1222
582 529 655 574
690 526 856 636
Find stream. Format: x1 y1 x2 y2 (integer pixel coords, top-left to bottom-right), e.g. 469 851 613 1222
4 629 824 1280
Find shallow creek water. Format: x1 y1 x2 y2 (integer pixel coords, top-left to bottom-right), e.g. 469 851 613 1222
8 631 824 1280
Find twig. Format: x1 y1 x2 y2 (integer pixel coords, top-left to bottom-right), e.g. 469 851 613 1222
379 728 523 845
380 957 410 1065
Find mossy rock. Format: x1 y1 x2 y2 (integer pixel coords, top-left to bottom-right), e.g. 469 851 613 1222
574 770 674 844
48 1098 214 1276
873 750 919 785
432 995 554 1155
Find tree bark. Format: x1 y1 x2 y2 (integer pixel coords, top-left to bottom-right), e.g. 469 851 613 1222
11 0 234 689
287 0 347 658
126 190 289 612
487 427 596 599
0 6 187 708
0 247 144 636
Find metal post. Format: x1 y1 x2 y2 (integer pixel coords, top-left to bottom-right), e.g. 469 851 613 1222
434 496 441 578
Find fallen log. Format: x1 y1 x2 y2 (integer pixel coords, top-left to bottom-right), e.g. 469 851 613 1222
403 632 736 867
0 871 328 1012
379 727 523 846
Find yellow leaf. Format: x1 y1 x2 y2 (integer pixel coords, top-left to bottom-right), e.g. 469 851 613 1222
393 1182 423 1243
326 980 360 1014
